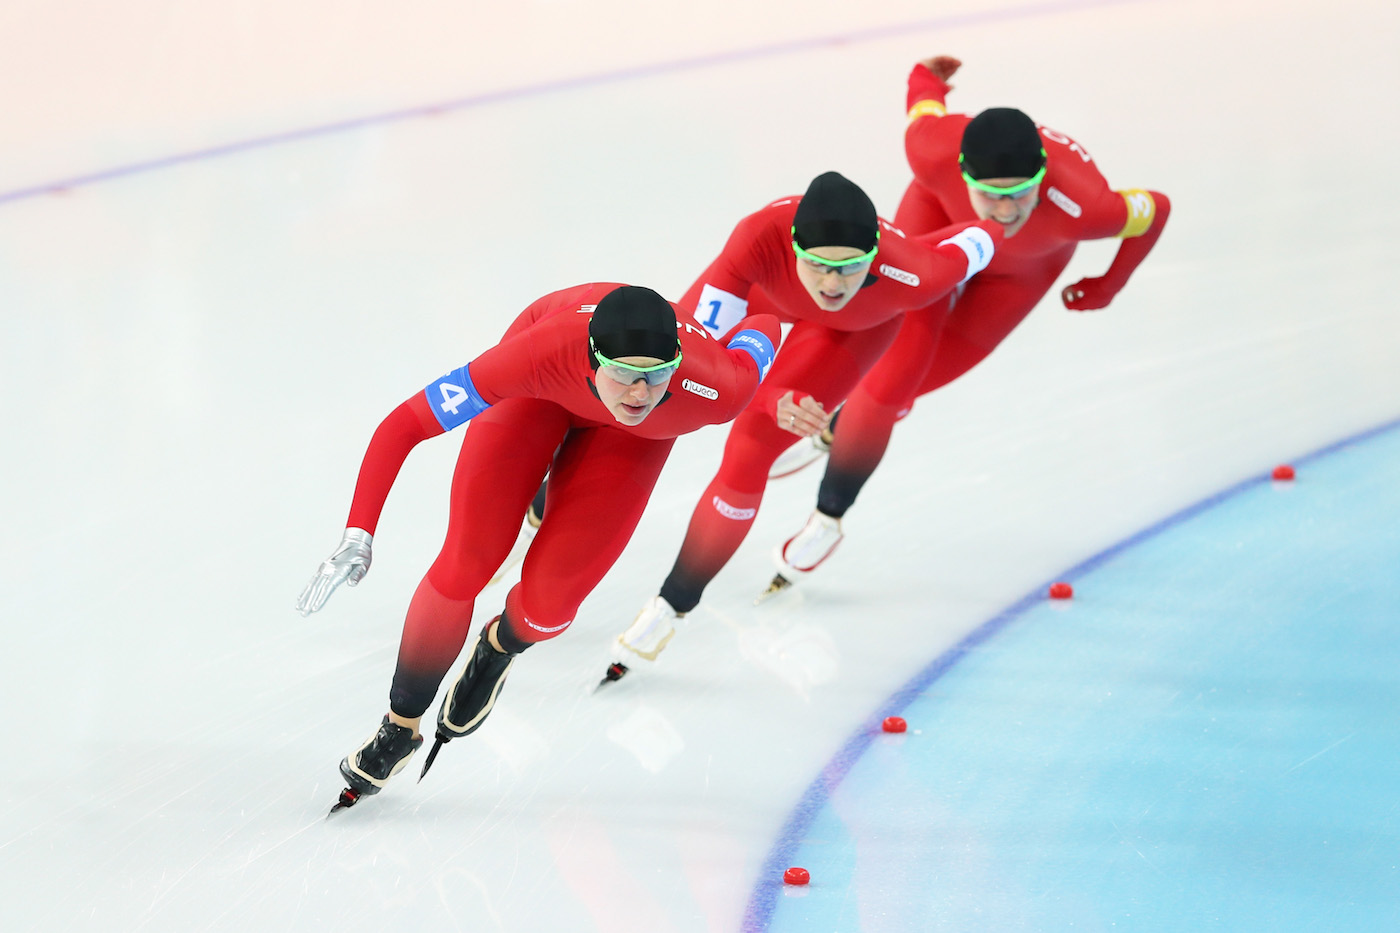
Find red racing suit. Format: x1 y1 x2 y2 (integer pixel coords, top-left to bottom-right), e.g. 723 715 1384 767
814 63 1171 518
655 197 1003 612
339 283 780 718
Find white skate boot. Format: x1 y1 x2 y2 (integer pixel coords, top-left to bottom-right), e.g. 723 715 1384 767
613 596 684 662
488 506 541 586
598 596 685 687
757 511 844 602
768 430 832 479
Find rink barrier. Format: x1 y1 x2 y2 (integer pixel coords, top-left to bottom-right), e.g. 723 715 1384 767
741 411 1400 931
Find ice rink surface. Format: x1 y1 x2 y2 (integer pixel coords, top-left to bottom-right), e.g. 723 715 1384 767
3 0 1398 930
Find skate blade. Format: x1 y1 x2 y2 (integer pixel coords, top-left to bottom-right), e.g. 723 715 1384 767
418 734 449 782
593 662 630 693
327 787 361 817
754 573 794 605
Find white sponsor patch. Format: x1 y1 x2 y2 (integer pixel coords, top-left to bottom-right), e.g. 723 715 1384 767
525 616 572 634
712 496 756 521
938 226 996 283
1046 186 1082 218
694 284 748 338
682 378 718 400
877 264 920 287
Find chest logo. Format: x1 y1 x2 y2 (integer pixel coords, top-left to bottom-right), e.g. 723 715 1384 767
878 264 920 287
1047 186 1082 218
682 379 719 400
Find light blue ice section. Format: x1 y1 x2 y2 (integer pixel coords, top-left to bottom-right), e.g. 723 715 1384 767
761 424 1400 931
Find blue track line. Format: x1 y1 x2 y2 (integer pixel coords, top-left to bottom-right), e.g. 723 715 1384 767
741 412 1400 931
0 0 1149 207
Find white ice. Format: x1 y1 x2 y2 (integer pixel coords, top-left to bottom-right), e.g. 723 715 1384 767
2 0 1398 930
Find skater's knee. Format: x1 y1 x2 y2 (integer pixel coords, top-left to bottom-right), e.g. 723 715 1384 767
503 583 574 646
425 554 493 600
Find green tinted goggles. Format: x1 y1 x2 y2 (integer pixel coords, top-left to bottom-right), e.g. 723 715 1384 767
790 227 880 275
592 341 683 386
959 152 1048 198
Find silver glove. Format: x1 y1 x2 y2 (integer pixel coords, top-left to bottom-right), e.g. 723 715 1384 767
295 527 373 616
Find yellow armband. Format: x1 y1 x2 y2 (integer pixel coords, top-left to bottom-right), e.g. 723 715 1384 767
1117 189 1156 238
906 99 948 125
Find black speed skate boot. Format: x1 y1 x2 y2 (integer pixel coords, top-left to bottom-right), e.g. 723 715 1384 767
418 617 521 781
330 715 424 814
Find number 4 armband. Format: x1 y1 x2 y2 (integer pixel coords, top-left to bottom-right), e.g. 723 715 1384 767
726 329 776 381
425 364 491 431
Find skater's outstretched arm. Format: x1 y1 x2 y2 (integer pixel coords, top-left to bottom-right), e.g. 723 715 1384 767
295 337 516 615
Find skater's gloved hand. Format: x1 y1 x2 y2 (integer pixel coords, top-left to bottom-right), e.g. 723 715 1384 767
918 55 961 87
295 527 373 616
1061 276 1119 311
776 390 830 438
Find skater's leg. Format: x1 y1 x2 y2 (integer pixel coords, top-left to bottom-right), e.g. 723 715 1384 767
386 399 569 724
506 428 674 643
656 318 901 611
817 271 1065 517
816 296 951 518
485 474 550 587
428 429 674 748
657 408 787 612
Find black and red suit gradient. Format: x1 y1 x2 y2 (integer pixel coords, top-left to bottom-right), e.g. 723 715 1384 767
655 196 1002 612
341 283 780 718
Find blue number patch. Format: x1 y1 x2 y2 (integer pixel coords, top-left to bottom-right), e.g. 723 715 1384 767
424 365 490 431
726 329 776 381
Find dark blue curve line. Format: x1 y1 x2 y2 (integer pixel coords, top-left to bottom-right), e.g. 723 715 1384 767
0 0 1150 207
741 412 1400 931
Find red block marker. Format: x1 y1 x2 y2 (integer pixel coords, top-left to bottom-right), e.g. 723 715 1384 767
784 867 810 885
1049 582 1074 600
1272 464 1295 481
882 716 907 733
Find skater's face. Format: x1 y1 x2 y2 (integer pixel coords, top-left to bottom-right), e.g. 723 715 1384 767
594 355 673 425
794 245 871 311
967 177 1040 237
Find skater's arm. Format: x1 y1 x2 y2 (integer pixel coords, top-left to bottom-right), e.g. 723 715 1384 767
297 376 475 617
1061 190 1171 311
910 219 1003 291
344 394 448 533
296 393 443 615
905 58 964 187
721 313 780 384
905 56 958 118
